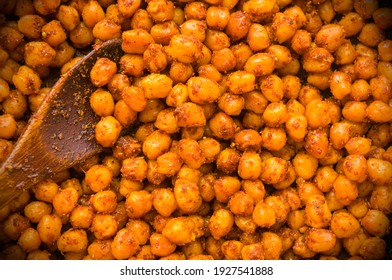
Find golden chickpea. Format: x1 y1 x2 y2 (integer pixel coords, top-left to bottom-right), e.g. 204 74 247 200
141 130 171 161
209 112 236 140
221 240 243 260
52 187 78 216
292 152 318 180
23 201 51 224
216 147 240 174
259 74 284 102
174 179 202 214
149 233 176 257
116 0 141 17
224 11 251 42
90 190 117 214
302 47 334 73
17 14 46 39
17 228 41 253
89 89 114 117
166 34 202 64
305 194 332 228
177 138 206 170
367 158 392 186
373 7 392 30
237 151 262 180
91 214 118 239
162 216 200 245
315 24 345 53
290 29 312 56
272 12 297 44
304 128 329 159
247 23 270 52
87 239 113 260
57 5 80 32
37 214 62 244
33 179 59 203
150 21 179 46
180 19 207 43
209 208 234 240
262 102 289 127
285 114 307 142
90 57 117 87
57 229 88 253
359 237 386 260
261 127 287 152
330 210 361 239
337 12 363 37
230 43 253 71
187 76 220 105
41 20 67 48
370 185 392 214
3 213 30 241
169 62 194 84
141 74 173 100
361 209 390 238
84 165 113 195
110 227 139 260
206 6 230 30
261 157 289 185
366 100 392 123
305 99 331 129
354 56 378 80
0 77 10 102
122 29 154 54
241 243 264 260
24 41 56 68
69 205 94 229
332 174 358 207
0 114 17 139
213 175 241 203
95 115 122 147
244 53 276 77
342 155 368 183
252 202 276 228
370 75 392 103
217 93 244 116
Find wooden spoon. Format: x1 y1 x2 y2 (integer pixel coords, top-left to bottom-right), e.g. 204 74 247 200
0 38 123 208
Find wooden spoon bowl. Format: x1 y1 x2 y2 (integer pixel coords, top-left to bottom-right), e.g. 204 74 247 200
0 38 123 208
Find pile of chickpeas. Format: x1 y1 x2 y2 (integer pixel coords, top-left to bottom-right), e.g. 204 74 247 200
0 0 392 260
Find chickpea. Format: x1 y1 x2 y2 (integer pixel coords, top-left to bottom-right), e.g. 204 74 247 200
359 237 386 260
361 209 390 238
302 47 334 73
305 194 332 228
367 158 392 186
370 185 392 214
57 229 88 253
162 217 199 245
52 187 79 216
24 41 56 68
121 29 154 54
86 239 113 260
252 202 276 228
306 229 336 253
209 208 234 240
247 23 270 52
206 6 230 30
304 128 329 159
213 176 241 203
37 214 62 244
331 211 361 238
18 228 41 253
187 76 220 105
245 53 276 77
91 214 118 240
